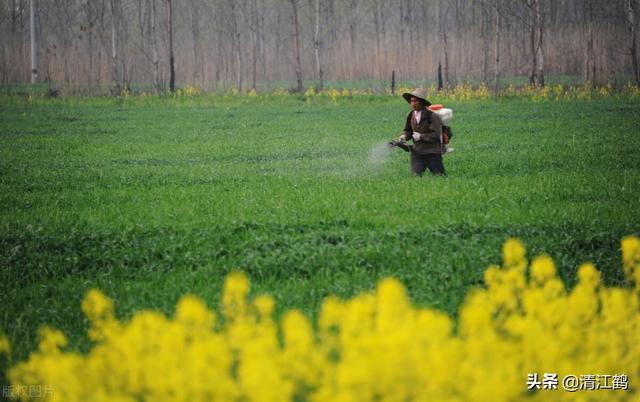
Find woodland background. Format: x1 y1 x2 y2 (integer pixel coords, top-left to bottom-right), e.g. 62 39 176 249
1 0 639 93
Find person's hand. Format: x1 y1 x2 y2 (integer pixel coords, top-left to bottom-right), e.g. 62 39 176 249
398 134 407 142
412 132 421 141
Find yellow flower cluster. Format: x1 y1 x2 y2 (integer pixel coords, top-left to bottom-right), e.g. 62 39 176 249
623 235 640 284
175 85 201 98
502 82 637 102
0 333 10 355
272 88 290 96
100 81 640 103
623 82 640 98
5 236 640 402
315 88 372 103
435 82 492 101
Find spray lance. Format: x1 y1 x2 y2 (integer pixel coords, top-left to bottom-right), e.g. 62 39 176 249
387 138 410 152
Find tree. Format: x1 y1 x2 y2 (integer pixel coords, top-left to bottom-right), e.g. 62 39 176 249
525 0 545 86
149 0 160 92
439 0 451 87
229 0 243 91
110 0 120 92
2 0 640 92
29 0 37 83
494 0 501 92
249 0 260 90
188 0 202 86
82 0 102 88
626 0 640 86
583 0 596 82
167 0 175 92
290 0 303 92
313 0 323 90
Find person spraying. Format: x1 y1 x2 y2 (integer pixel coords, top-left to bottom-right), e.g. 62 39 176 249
388 88 453 176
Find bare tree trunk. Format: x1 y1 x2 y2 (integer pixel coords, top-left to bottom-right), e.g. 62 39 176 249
443 24 451 86
526 0 544 86
19 2 26 82
189 0 201 86
250 0 258 90
313 0 323 90
167 0 175 92
527 1 536 85
439 0 450 87
235 33 242 92
259 0 266 85
373 0 381 70
110 0 120 92
137 0 146 65
96 1 107 87
30 0 38 83
60 9 71 87
275 10 281 68
150 0 160 92
12 0 18 33
481 0 489 83
494 0 501 92
119 0 128 88
391 69 396 94
291 0 303 92
399 0 406 54
584 0 595 82
628 0 640 86
348 0 357 69
230 1 242 91
85 1 98 88
534 0 544 86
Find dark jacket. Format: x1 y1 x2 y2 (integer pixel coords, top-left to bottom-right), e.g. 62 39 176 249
403 108 445 155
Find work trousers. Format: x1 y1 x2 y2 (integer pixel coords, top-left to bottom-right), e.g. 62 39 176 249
410 150 446 176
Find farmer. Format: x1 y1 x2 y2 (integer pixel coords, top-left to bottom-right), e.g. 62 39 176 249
397 88 446 176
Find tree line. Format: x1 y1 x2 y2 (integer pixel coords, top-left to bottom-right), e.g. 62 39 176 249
1 0 639 93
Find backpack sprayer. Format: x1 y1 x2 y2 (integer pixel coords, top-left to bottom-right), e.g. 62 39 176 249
388 104 454 152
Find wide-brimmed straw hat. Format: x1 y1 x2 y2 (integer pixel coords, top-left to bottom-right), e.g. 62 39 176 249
402 88 431 106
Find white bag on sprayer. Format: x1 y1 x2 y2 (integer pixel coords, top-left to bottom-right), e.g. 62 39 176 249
428 104 454 151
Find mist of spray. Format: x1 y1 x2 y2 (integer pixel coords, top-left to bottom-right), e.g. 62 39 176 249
367 142 393 167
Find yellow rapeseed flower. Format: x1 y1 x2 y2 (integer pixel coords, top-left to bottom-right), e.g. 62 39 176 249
222 271 250 319
6 237 640 401
82 289 119 341
577 262 601 289
82 289 114 322
530 255 556 284
0 333 10 355
253 294 275 320
175 294 216 330
622 235 640 283
38 326 67 354
502 238 526 270
304 86 316 97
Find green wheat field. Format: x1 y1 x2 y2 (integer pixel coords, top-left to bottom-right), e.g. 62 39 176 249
1 93 639 362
